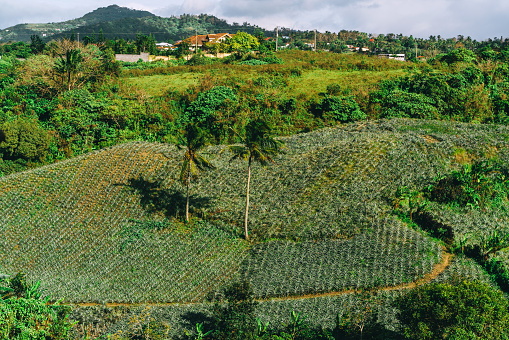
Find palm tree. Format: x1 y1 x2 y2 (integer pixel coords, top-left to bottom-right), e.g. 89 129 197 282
178 124 215 222
228 119 284 240
54 48 83 91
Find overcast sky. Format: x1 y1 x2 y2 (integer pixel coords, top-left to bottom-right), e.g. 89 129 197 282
0 0 507 40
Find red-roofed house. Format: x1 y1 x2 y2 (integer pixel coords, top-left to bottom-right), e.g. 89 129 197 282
177 33 235 50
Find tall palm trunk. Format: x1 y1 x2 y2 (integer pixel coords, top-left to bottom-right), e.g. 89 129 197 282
244 157 252 240
186 168 190 222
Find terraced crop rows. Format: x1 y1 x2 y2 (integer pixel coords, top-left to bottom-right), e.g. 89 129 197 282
0 142 249 303
3 118 509 304
242 219 441 298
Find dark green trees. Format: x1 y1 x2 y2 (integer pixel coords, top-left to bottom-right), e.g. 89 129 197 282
394 279 509 339
227 119 284 240
210 280 258 340
0 119 50 162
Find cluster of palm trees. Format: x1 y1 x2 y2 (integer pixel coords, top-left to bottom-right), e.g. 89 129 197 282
178 119 284 241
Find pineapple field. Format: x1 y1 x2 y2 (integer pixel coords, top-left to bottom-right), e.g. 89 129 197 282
2 118 509 337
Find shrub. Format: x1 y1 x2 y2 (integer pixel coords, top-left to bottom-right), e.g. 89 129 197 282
316 95 366 122
0 118 50 161
210 280 258 340
428 160 509 209
379 91 439 119
184 86 237 124
0 298 76 339
394 278 509 340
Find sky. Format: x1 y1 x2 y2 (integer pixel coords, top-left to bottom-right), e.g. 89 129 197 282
0 0 508 40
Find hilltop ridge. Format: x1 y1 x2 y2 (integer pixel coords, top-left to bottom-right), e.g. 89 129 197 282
0 4 267 42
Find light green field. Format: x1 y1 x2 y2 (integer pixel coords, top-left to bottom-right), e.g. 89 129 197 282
125 66 405 98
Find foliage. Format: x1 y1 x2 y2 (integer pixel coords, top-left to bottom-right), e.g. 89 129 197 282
107 306 171 340
438 48 477 65
428 159 509 209
223 32 260 53
378 90 439 119
183 86 237 141
316 95 366 122
394 278 509 340
210 280 258 340
0 118 50 162
54 48 83 91
0 297 76 339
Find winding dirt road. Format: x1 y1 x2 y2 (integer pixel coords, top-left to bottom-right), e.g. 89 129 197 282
73 250 453 308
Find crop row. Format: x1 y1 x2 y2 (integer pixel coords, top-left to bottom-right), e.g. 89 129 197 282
0 142 248 303
241 217 442 298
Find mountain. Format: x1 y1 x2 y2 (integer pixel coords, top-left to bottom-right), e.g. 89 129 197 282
0 4 154 43
0 5 270 43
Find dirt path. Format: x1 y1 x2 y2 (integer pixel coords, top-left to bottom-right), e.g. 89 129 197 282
262 250 453 302
72 250 453 308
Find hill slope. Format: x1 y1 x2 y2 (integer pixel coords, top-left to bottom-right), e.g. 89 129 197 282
0 5 154 42
4 118 509 305
0 5 267 43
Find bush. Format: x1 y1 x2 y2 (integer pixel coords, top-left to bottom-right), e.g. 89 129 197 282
209 280 258 340
394 278 509 339
379 91 439 119
428 160 508 209
316 95 366 122
0 273 75 339
0 298 76 339
0 118 50 161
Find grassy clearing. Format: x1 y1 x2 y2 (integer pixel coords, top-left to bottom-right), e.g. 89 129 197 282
124 66 405 100
287 69 406 99
126 73 202 96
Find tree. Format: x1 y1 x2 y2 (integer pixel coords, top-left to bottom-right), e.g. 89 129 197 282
178 124 215 222
210 280 258 340
30 35 45 54
54 48 83 91
394 278 509 339
227 119 284 240
0 119 50 162
224 31 260 53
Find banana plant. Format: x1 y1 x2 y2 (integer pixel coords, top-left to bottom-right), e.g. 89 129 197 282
195 322 213 340
0 274 13 300
282 310 308 340
256 317 269 337
479 229 509 261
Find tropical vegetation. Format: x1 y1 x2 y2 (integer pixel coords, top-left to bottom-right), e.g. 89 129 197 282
3 7 509 339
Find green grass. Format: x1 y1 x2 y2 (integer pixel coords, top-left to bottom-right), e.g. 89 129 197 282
123 51 409 101
126 73 202 97
287 69 405 99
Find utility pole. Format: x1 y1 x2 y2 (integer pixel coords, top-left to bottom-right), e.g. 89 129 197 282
314 29 317 52
275 26 278 51
195 29 198 54
77 32 79 46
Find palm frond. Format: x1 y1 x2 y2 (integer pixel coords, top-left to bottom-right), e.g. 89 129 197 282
195 153 216 171
228 145 249 162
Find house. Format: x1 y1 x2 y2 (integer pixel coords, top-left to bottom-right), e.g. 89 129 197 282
177 33 235 50
156 42 172 50
378 53 406 61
